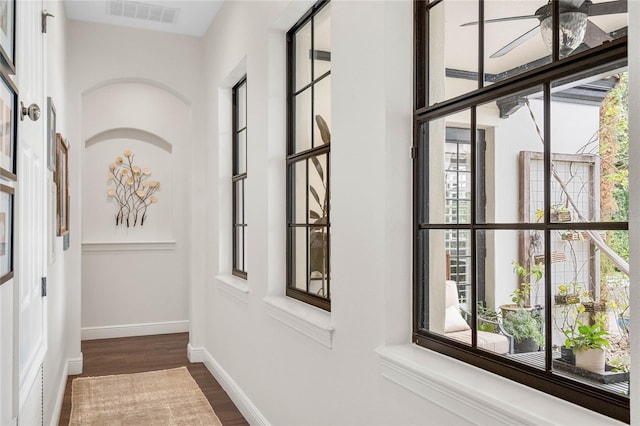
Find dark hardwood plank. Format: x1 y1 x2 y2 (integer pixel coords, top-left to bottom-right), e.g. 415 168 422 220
57 333 248 425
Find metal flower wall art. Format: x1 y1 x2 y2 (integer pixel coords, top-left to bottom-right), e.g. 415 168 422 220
107 150 159 227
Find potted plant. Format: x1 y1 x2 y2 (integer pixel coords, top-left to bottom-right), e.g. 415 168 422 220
535 204 572 223
564 321 611 373
502 307 544 353
477 302 499 333
554 282 581 305
500 260 543 315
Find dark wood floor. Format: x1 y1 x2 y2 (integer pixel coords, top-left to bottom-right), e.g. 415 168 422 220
58 333 248 425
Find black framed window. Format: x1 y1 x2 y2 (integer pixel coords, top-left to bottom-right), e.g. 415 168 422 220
286 0 331 311
232 76 247 278
415 1 629 422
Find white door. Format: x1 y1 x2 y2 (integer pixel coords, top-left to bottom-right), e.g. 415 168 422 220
15 0 47 423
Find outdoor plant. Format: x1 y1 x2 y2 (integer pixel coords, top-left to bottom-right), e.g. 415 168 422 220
477 302 499 333
555 282 581 305
564 321 611 353
502 307 544 347
511 260 544 307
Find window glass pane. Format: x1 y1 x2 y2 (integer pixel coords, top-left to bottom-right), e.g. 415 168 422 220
234 180 243 225
445 128 472 225
308 153 328 224
309 226 329 298
237 81 246 129
551 229 629 397
551 70 628 224
293 227 307 291
295 21 312 91
243 225 248 272
476 85 545 224
562 1 627 60
428 0 478 105
424 109 471 224
424 228 472 346
234 226 243 270
483 0 550 85
478 229 546 366
294 160 307 224
294 88 312 153
313 75 331 148
237 129 247 175
313 2 331 78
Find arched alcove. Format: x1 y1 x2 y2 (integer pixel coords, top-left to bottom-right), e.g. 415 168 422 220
86 128 173 153
83 127 172 241
80 78 191 339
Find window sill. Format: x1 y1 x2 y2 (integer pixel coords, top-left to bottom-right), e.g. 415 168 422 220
375 345 618 425
263 296 334 348
216 275 249 304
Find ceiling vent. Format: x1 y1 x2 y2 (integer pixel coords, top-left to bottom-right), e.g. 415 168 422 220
107 0 180 24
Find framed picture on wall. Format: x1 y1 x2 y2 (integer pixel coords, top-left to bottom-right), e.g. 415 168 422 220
56 133 69 235
0 69 16 180
47 97 56 171
0 0 15 75
0 183 13 285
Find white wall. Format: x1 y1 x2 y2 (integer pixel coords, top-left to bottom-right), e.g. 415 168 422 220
66 20 204 339
193 1 632 425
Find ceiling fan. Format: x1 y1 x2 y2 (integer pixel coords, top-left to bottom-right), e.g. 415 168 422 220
462 0 627 58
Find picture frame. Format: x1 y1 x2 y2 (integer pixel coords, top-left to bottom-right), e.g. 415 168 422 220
0 0 15 75
47 97 56 171
0 68 16 180
55 133 69 236
0 183 13 285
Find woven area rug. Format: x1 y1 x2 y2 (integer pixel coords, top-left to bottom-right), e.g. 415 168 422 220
69 367 222 425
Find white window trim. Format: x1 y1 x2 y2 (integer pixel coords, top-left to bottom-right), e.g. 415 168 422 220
216 275 250 304
263 296 334 348
376 345 621 425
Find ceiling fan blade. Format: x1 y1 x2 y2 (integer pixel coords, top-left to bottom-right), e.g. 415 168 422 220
560 0 586 8
490 24 540 58
461 14 540 27
586 0 627 16
583 20 613 47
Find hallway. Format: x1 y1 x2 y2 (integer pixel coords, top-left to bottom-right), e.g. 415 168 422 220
57 334 247 425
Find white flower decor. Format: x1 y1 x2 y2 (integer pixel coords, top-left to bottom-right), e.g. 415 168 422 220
107 149 160 226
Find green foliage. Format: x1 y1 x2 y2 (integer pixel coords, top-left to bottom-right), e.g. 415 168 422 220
600 72 629 278
511 260 543 307
477 302 498 333
564 321 611 353
502 308 544 346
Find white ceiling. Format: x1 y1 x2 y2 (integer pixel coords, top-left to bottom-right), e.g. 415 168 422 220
64 0 224 37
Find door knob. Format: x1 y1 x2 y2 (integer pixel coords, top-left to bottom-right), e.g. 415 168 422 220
20 102 40 121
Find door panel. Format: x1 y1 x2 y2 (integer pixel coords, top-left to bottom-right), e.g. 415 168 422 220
15 0 47 416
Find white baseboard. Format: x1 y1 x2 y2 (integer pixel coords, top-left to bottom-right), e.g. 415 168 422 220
50 354 83 426
81 320 189 340
68 354 83 375
187 343 204 363
188 344 269 425
49 361 68 426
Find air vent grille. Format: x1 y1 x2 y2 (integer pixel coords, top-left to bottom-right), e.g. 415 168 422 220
107 0 180 24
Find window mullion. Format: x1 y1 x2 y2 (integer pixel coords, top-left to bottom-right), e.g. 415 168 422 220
309 159 313 293
543 82 552 372
470 108 477 349
478 0 484 89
